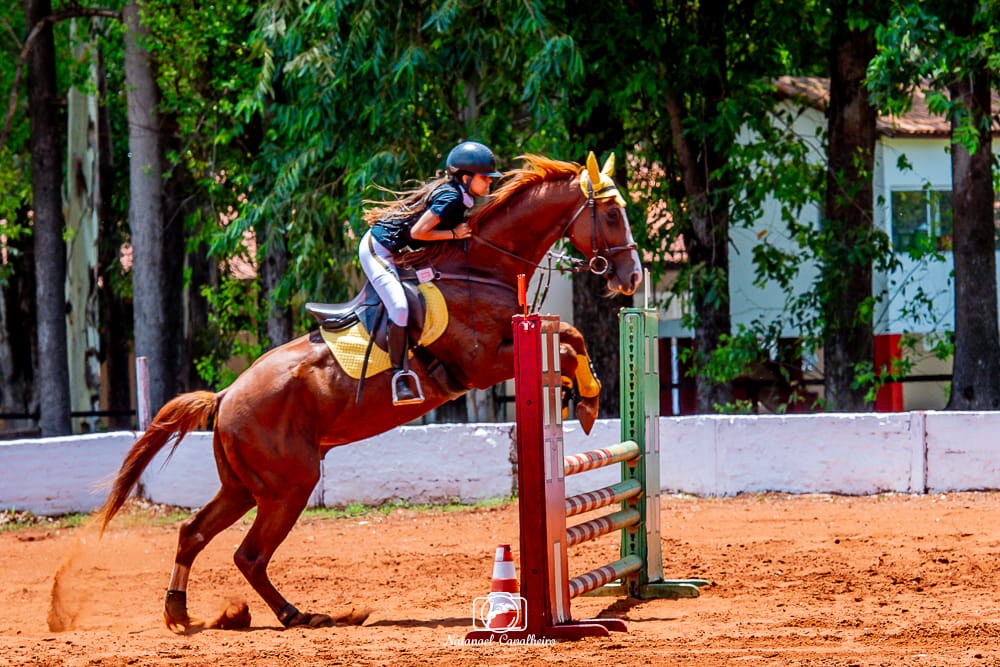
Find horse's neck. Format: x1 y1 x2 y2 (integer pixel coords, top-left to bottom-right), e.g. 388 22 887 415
471 181 579 285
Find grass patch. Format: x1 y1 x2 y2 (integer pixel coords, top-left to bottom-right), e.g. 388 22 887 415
301 495 513 521
1 497 515 533
0 499 192 534
0 509 88 533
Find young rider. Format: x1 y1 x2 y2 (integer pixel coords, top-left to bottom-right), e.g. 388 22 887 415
360 140 502 405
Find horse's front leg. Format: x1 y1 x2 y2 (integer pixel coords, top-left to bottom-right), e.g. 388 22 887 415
558 322 601 434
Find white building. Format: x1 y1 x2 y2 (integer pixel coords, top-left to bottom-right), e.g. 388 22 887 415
678 76 999 412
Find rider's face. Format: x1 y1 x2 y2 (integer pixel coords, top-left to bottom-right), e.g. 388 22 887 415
468 173 493 197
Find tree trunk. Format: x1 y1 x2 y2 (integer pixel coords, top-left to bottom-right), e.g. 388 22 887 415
572 271 631 418
184 232 213 391
260 229 292 349
25 0 71 436
160 114 193 393
95 40 133 429
664 87 734 414
946 42 1000 408
0 208 39 436
65 19 102 431
821 1 877 411
124 0 171 413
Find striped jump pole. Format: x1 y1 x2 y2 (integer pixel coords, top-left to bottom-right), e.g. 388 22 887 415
563 440 639 475
587 307 710 599
467 314 622 641
464 310 707 643
562 308 707 602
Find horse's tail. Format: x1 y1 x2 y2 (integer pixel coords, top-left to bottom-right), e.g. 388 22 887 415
96 390 219 536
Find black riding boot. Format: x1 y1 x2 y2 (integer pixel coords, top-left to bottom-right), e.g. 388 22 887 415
388 323 423 406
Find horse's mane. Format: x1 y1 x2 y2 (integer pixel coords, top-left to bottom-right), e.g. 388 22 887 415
470 154 581 225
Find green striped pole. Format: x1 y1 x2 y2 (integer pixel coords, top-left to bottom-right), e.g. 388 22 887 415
585 306 708 599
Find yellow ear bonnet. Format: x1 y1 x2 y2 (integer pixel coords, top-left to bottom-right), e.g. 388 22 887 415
579 151 626 207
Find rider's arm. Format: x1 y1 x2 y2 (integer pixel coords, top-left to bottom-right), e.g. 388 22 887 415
410 209 471 241
410 210 449 241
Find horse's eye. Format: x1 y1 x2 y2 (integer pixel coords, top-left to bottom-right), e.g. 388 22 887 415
606 207 620 223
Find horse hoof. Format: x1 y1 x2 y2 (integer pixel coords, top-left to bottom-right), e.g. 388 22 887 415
287 612 335 629
164 612 205 634
164 590 205 634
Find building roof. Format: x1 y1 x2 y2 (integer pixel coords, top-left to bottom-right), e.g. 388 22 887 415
773 76 1000 138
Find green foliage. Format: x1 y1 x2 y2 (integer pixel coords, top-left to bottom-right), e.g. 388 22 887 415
3 0 983 413
869 1 1000 153
220 0 584 294
712 399 756 415
0 4 31 284
195 274 264 390
0 146 29 288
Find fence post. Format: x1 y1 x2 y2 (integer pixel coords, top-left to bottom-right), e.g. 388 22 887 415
135 356 151 431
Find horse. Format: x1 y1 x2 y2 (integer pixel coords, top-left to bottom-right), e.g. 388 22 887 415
93 152 642 631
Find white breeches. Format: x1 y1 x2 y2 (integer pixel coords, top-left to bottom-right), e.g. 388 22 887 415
359 230 408 327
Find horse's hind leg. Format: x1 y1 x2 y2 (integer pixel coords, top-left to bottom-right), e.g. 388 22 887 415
165 483 254 632
233 490 330 628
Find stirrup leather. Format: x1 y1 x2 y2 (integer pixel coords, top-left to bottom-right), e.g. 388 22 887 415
392 369 425 405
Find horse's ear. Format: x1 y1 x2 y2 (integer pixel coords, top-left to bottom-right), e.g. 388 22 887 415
586 151 601 187
601 152 615 177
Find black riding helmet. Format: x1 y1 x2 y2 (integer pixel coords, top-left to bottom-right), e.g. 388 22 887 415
446 141 503 178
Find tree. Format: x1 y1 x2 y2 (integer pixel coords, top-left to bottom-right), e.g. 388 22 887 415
200 1 586 408
611 1 826 413
870 1 1000 410
123 0 175 413
0 208 37 434
92 31 132 429
0 5 36 433
819 0 881 411
25 0 70 436
941 3 1000 409
549 3 636 418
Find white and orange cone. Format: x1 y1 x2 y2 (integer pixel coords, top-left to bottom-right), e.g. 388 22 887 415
484 544 522 629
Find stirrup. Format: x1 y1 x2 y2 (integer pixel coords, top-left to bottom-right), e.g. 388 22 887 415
391 369 425 406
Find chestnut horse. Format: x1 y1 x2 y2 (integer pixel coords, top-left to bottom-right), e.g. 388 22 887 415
94 153 642 631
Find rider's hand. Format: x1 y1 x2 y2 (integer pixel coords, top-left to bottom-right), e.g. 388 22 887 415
452 223 471 240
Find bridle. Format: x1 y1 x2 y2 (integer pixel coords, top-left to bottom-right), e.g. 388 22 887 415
469 175 638 276
572 176 639 275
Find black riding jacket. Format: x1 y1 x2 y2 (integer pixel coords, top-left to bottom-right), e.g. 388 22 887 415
371 183 468 253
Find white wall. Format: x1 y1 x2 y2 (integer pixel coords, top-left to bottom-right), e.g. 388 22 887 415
3 411 1000 516
0 432 137 515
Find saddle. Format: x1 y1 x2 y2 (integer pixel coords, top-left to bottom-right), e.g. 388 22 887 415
305 275 467 402
305 277 427 353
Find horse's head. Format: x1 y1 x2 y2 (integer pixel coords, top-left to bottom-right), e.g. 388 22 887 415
564 152 642 296
464 153 642 296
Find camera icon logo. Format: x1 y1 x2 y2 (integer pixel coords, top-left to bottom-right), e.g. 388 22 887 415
471 592 527 632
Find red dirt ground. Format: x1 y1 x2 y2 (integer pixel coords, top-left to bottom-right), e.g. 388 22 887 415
3 492 1000 666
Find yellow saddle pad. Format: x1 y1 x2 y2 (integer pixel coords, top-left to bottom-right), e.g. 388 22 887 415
320 283 448 379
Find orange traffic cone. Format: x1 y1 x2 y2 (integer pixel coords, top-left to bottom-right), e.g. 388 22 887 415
484 544 521 629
